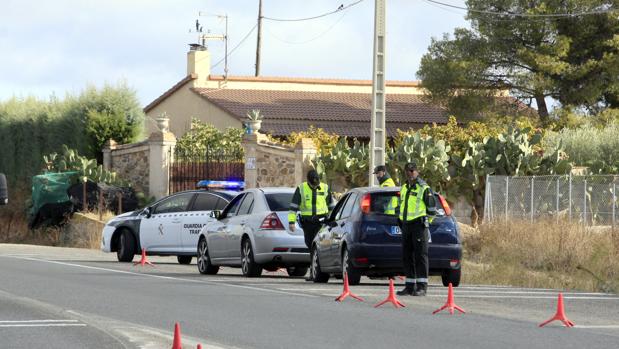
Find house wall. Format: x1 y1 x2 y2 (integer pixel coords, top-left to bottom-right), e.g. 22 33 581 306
145 84 242 138
242 133 316 189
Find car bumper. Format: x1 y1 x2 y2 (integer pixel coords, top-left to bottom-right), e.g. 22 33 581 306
348 242 462 272
101 225 115 253
253 230 310 265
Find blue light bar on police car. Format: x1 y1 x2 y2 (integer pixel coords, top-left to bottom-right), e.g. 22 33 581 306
196 180 245 190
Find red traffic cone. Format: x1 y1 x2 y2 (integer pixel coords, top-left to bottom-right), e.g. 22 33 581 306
172 322 182 349
433 283 465 315
539 293 575 327
374 278 406 308
335 272 364 302
134 248 154 267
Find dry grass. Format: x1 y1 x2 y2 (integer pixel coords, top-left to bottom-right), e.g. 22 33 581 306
462 220 619 293
0 184 108 249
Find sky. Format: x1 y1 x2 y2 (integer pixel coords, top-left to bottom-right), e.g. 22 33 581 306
0 0 470 107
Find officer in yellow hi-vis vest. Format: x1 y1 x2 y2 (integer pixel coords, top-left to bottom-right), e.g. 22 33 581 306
373 165 397 215
397 162 436 296
288 170 334 279
373 165 396 187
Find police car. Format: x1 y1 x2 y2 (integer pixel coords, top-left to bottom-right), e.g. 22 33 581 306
101 181 241 263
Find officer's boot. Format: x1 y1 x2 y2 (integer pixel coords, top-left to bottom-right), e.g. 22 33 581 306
397 283 415 296
413 283 427 296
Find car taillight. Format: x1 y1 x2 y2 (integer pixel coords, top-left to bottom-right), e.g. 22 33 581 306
438 194 452 216
260 213 285 230
360 194 371 214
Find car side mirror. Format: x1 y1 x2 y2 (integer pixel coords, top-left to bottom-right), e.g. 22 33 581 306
326 220 338 228
143 207 152 218
210 210 222 219
0 174 7 205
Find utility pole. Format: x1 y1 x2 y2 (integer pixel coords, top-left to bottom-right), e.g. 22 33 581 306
369 0 386 186
255 0 263 76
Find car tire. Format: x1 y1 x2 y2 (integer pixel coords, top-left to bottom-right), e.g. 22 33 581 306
116 230 135 262
310 247 329 283
241 239 262 277
286 266 308 277
441 268 461 287
177 256 192 265
342 249 361 286
197 238 219 275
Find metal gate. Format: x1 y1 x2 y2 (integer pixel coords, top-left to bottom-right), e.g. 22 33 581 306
169 146 244 193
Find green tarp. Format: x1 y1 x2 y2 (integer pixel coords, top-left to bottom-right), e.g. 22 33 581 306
30 171 79 216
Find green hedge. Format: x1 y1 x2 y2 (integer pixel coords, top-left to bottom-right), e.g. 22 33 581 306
0 83 143 183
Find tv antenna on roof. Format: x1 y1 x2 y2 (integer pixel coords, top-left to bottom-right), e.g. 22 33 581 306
189 12 229 78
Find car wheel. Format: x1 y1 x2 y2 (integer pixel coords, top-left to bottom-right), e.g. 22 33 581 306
286 266 308 277
441 268 461 287
241 239 262 277
177 256 192 265
310 247 329 283
116 230 135 262
342 249 361 285
197 238 219 275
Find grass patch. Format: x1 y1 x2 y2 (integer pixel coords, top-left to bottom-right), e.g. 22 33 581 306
462 220 619 293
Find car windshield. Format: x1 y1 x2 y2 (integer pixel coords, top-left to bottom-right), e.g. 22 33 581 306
265 193 293 211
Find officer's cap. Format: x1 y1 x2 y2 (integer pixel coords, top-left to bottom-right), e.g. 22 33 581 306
404 162 418 172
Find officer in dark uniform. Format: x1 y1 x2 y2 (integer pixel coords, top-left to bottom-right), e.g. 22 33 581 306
397 162 436 296
288 170 334 280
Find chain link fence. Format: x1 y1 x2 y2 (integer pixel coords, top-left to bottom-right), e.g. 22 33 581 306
484 175 619 227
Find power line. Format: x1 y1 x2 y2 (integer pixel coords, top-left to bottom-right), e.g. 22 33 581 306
265 12 348 45
423 0 617 18
263 0 365 22
212 23 258 69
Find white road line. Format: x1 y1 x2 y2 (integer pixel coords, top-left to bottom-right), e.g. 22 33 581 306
0 320 79 323
0 324 87 328
574 325 619 329
8 256 318 299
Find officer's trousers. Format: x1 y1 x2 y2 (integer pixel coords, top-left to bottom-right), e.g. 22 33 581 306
401 218 428 285
300 217 324 249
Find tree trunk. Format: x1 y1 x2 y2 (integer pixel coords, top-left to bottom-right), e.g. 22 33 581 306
535 94 549 123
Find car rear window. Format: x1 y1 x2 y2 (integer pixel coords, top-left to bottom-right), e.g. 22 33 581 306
265 193 293 211
369 192 447 216
369 192 398 215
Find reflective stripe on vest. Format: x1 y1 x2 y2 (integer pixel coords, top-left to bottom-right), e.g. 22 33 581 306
399 182 428 221
299 182 329 217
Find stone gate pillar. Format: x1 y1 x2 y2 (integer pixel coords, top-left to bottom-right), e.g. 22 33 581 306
148 117 176 199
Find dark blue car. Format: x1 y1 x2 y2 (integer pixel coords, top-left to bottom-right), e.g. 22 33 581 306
310 187 462 286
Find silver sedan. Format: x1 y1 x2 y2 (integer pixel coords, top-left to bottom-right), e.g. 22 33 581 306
197 188 310 277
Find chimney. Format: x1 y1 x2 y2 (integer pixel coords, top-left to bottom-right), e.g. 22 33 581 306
187 44 211 82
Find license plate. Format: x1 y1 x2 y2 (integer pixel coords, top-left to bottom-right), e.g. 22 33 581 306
390 226 401 235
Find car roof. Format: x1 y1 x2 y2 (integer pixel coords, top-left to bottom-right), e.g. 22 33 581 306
165 189 237 200
347 186 400 193
255 187 296 194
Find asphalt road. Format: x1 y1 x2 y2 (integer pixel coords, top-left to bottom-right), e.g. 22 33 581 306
0 244 618 349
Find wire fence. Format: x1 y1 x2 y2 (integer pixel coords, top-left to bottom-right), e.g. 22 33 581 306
484 175 619 227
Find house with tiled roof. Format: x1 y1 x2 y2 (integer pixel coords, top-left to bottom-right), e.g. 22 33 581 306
144 44 505 138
